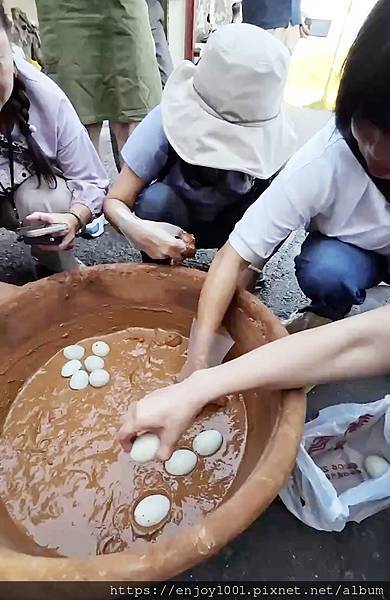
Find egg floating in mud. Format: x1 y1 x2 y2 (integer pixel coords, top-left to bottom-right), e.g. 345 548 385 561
132 430 223 528
84 355 105 372
69 369 89 391
1 322 249 558
63 344 85 361
164 449 197 476
364 455 390 479
92 341 110 357
89 369 110 388
134 494 171 528
61 360 82 378
130 433 160 463
60 342 112 390
192 429 223 456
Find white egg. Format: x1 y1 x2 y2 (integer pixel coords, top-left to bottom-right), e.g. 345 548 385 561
63 344 85 361
61 359 82 378
84 355 105 372
92 341 110 357
164 449 197 476
69 369 89 391
192 429 223 456
364 455 390 479
130 433 160 463
134 494 170 528
89 369 110 388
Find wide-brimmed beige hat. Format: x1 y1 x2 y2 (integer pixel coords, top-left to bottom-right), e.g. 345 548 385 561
161 23 297 179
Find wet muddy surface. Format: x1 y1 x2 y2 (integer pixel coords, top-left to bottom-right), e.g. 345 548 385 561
0 327 246 557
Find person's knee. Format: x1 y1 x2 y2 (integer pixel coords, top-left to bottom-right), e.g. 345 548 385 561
296 254 365 317
14 176 71 221
134 183 176 220
294 235 389 318
296 254 351 296
134 183 189 229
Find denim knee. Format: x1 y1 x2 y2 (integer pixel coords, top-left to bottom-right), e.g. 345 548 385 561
296 260 361 318
295 235 387 319
134 182 190 230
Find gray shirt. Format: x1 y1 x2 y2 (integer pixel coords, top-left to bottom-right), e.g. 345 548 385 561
121 105 255 222
0 58 108 215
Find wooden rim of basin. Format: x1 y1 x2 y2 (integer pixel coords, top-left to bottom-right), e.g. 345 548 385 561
0 264 306 581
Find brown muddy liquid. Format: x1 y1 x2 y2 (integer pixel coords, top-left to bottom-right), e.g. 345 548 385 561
0 327 247 558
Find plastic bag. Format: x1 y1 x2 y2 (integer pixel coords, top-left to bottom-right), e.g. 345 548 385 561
177 319 235 382
348 284 390 316
279 396 390 531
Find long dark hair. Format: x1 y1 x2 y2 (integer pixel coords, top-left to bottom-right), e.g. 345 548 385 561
335 0 390 134
0 2 56 187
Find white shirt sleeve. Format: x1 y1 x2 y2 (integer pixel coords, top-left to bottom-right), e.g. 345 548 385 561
229 155 333 264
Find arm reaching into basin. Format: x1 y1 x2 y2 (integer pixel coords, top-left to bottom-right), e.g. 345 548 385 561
104 107 190 262
104 167 187 262
180 165 316 379
119 306 390 459
178 243 249 380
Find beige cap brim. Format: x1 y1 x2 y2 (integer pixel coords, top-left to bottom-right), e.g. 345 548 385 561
161 61 297 179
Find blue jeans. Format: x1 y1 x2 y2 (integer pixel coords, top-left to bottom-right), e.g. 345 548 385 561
295 233 388 320
134 182 257 262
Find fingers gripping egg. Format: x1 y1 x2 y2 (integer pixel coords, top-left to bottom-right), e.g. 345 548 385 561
130 433 160 463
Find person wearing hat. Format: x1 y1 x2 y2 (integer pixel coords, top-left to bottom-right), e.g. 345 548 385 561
104 23 296 262
0 3 108 278
173 0 390 380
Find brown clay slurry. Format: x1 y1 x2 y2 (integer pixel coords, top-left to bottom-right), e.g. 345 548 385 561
0 327 247 557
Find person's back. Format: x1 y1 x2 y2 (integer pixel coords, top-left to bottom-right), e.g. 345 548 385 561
36 0 161 156
242 0 302 53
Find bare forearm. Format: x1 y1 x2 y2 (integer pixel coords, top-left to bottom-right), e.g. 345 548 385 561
104 165 145 235
69 203 92 226
196 243 248 335
104 197 143 238
190 306 390 404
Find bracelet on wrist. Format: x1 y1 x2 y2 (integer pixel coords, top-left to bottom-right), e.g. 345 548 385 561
65 211 86 234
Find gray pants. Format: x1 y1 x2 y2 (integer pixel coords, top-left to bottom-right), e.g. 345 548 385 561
2 175 78 273
146 0 173 87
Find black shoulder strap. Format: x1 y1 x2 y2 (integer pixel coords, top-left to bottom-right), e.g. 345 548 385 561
157 143 177 182
342 126 390 202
